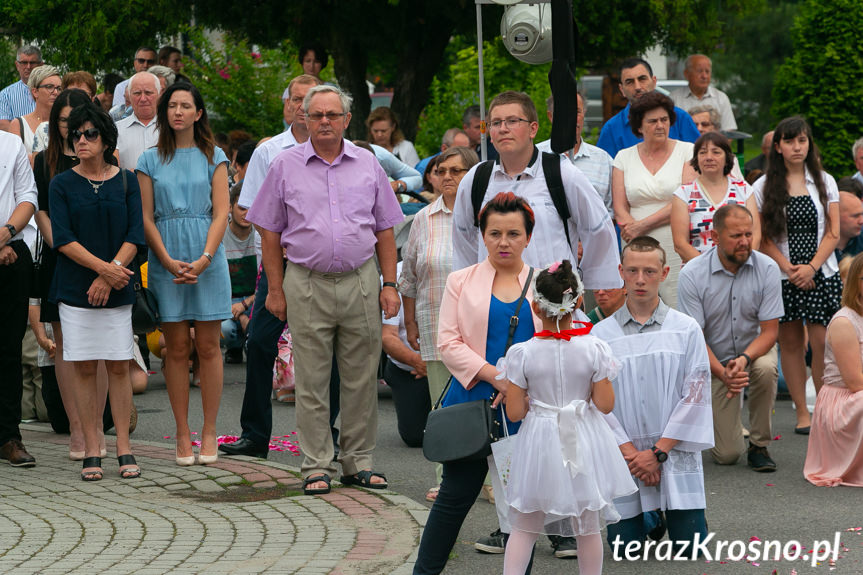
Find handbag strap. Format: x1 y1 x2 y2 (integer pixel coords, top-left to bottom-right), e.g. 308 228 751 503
432 266 534 410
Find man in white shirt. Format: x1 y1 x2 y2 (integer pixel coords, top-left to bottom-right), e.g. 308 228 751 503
115 72 160 170
537 92 613 217
452 90 620 290
593 236 713 555
670 54 737 131
0 131 38 467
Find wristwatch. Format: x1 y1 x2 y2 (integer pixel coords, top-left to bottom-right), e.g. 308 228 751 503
650 445 668 463
382 281 398 289
396 181 407 193
4 223 16 237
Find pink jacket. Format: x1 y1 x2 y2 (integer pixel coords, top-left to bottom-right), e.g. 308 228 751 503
437 259 541 389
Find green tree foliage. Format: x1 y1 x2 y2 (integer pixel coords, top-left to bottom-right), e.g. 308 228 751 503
416 37 555 157
0 38 18 89
773 0 863 176
572 0 758 71
711 1 799 133
182 28 302 137
0 0 191 73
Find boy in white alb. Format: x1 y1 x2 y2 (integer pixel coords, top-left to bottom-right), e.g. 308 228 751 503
592 236 713 555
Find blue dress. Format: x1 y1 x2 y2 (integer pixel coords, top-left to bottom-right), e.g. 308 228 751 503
442 295 535 435
136 146 232 322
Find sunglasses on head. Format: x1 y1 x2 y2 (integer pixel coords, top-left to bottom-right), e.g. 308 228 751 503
72 128 100 142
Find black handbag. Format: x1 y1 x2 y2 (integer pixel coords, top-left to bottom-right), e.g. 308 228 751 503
131 272 160 335
422 267 534 464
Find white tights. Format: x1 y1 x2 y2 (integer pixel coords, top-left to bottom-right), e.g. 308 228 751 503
503 529 604 575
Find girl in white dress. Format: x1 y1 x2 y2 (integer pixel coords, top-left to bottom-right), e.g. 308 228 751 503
499 260 637 575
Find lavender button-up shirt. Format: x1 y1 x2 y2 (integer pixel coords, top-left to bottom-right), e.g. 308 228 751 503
247 139 404 273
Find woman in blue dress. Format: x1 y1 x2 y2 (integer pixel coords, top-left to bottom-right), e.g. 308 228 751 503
136 82 231 466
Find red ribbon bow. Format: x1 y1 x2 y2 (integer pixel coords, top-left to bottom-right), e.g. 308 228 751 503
534 321 593 341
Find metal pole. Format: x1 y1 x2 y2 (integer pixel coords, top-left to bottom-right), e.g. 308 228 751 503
476 3 487 162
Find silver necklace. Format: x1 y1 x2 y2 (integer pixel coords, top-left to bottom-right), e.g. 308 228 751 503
82 165 108 194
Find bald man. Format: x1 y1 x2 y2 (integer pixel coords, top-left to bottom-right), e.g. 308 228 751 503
836 191 863 261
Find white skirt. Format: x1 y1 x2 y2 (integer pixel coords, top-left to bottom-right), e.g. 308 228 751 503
59 304 135 361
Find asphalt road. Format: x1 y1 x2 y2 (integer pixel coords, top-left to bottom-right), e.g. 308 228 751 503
88 358 863 574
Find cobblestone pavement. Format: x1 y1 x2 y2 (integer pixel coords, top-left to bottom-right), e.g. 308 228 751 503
0 428 426 575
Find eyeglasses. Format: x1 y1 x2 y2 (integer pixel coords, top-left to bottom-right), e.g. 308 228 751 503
307 112 347 122
72 128 100 142
436 167 468 177
38 84 62 94
488 117 530 130
16 59 42 67
130 90 157 98
135 57 156 65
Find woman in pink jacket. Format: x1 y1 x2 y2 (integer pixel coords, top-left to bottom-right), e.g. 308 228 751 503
414 192 543 574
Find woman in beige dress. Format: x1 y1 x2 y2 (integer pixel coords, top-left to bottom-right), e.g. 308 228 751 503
612 92 696 308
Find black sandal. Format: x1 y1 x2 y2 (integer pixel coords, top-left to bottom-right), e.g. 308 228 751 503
118 454 141 479
81 457 103 482
340 470 388 490
303 473 331 495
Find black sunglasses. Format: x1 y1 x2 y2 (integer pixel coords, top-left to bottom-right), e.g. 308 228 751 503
72 128 100 142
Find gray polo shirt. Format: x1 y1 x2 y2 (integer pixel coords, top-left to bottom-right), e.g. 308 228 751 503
612 299 670 335
677 246 784 364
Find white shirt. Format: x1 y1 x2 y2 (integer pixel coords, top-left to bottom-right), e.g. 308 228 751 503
593 307 713 516
238 126 300 257
112 79 130 108
116 113 159 170
536 138 613 216
752 168 840 279
0 132 38 242
670 85 738 131
452 150 622 289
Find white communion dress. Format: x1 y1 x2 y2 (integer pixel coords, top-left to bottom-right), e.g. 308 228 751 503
496 333 638 536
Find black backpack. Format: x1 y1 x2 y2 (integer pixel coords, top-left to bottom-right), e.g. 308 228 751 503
470 151 572 247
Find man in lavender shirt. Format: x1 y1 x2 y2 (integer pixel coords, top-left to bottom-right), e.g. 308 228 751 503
247 85 403 495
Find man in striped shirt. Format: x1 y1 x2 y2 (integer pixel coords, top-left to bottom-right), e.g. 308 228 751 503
0 46 41 132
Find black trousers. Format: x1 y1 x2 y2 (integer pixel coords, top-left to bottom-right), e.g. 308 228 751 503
413 457 535 574
240 267 340 447
383 359 430 447
0 241 31 444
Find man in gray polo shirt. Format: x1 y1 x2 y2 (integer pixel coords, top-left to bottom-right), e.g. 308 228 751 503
678 204 784 472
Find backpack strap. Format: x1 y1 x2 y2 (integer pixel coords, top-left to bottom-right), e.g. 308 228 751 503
470 160 495 228
541 151 572 248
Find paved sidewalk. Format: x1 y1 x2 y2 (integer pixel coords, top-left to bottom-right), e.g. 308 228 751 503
0 427 426 575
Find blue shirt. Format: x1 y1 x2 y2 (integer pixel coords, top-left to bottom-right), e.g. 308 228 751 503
837 234 863 262
597 102 701 159
49 169 146 308
442 294 534 435
0 80 34 121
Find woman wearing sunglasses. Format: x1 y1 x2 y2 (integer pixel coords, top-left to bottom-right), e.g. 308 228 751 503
48 102 145 481
136 82 231 466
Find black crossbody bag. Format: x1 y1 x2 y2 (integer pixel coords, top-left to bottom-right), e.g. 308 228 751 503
422 267 534 464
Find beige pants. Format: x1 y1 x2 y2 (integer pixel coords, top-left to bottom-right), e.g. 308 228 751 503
284 258 382 478
21 326 47 422
710 345 778 464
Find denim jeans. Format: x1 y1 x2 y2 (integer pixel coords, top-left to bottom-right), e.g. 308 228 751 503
221 297 250 350
606 508 707 556
413 457 534 575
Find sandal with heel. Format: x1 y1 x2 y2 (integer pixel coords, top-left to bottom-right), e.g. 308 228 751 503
118 454 141 479
81 457 103 482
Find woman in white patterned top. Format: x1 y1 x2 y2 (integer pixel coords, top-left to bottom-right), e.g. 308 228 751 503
399 146 478 400
671 131 761 264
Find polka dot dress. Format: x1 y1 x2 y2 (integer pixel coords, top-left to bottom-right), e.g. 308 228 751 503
780 196 842 325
